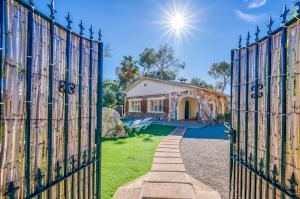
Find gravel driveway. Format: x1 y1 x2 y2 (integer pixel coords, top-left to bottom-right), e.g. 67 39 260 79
180 125 230 199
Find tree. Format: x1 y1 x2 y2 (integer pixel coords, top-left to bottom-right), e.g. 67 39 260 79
103 80 124 108
103 89 117 108
208 61 230 92
190 77 213 89
139 45 185 80
118 56 140 89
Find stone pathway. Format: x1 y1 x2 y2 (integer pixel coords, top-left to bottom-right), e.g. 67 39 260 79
113 128 221 199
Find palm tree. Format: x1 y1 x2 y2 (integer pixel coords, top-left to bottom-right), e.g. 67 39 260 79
118 56 140 89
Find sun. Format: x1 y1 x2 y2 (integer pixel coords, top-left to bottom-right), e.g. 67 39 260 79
158 1 197 40
170 13 186 35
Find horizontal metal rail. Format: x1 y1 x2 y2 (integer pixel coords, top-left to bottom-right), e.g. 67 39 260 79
26 159 98 199
231 156 299 199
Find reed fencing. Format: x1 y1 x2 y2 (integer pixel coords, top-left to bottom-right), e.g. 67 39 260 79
0 0 103 198
228 3 300 199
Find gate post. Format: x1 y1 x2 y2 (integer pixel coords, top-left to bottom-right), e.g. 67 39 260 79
243 30 251 199
279 5 289 199
88 25 94 199
236 35 242 199
229 49 234 199
95 30 104 199
253 25 260 199
265 16 273 199
78 19 84 198
25 1 35 197
64 12 72 199
47 1 56 198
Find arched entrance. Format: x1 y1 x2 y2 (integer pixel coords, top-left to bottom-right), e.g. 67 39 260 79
177 96 198 120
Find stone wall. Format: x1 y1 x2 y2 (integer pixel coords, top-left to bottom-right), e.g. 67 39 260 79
169 89 228 122
102 107 127 138
124 89 229 122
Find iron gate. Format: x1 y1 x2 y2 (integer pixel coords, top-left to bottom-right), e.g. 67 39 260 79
0 0 103 198
228 3 300 199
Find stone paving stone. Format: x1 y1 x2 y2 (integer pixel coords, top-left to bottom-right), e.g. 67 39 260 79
163 137 182 140
151 163 186 172
142 183 195 199
153 157 183 164
166 136 182 139
156 148 180 153
159 141 180 145
155 152 181 158
146 172 189 183
158 144 180 149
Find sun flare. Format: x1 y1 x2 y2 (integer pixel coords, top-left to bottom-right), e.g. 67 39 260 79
170 13 186 35
158 1 197 40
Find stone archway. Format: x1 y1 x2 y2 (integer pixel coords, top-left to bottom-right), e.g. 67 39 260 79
177 95 199 120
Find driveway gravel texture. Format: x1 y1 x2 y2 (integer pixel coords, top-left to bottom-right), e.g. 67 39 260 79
180 124 230 199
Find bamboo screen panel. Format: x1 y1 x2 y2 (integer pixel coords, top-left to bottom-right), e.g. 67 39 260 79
0 0 100 198
231 21 300 199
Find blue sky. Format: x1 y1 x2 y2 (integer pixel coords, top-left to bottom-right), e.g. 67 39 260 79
34 0 294 93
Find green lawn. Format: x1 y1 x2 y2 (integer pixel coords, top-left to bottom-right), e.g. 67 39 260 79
101 124 176 199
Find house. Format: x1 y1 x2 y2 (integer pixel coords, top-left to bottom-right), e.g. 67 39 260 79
123 77 229 121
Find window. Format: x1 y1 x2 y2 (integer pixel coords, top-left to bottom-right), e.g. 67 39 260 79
147 98 164 113
129 99 142 112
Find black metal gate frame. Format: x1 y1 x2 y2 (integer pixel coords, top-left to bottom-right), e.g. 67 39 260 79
0 0 104 198
227 3 300 199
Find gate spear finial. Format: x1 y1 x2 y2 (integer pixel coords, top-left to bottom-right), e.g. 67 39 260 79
271 164 279 183
280 4 289 24
288 172 298 196
246 31 250 46
28 0 34 6
66 12 73 30
255 26 260 42
98 29 102 42
295 0 300 17
48 0 56 20
267 17 273 35
3 182 19 199
238 35 242 48
89 25 94 40
79 20 85 36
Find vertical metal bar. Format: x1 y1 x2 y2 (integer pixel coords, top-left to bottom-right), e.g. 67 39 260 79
47 11 55 199
258 174 262 199
88 29 94 199
25 3 34 197
95 30 103 199
253 34 259 199
78 22 84 199
232 155 236 199
249 171 252 199
236 37 242 199
64 14 72 199
229 50 234 199
239 155 243 199
265 19 273 199
280 9 288 199
83 151 86 199
244 32 250 199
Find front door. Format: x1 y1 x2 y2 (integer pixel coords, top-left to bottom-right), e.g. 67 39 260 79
184 101 189 119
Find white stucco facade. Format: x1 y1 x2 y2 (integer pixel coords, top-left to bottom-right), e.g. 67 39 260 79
126 79 191 97
123 77 229 121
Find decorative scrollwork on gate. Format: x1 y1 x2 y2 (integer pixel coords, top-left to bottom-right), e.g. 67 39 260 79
58 80 76 95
